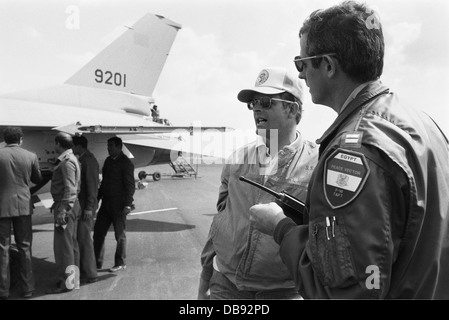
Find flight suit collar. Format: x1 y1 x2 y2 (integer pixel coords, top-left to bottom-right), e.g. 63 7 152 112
316 80 390 153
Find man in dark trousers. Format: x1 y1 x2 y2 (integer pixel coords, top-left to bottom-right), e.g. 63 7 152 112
94 136 135 273
72 135 99 284
0 127 42 300
46 132 81 294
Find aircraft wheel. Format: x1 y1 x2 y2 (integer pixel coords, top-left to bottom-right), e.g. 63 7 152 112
138 171 147 181
153 172 162 181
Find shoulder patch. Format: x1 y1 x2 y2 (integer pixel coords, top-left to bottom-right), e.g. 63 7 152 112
324 148 370 209
340 131 363 148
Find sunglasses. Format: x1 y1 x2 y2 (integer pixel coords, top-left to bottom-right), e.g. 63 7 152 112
247 97 299 110
293 53 337 72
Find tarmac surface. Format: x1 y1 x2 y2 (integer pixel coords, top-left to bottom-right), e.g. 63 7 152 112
9 162 223 300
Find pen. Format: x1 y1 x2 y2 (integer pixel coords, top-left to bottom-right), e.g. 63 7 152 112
326 216 330 240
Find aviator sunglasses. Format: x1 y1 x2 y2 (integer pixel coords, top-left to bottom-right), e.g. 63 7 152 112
294 53 337 73
247 97 299 111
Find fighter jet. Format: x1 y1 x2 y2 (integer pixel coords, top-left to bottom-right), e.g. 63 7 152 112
0 13 229 201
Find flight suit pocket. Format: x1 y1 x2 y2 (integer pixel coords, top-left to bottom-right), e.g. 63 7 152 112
309 215 357 288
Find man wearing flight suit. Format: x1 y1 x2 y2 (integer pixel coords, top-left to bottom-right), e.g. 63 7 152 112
250 1 449 299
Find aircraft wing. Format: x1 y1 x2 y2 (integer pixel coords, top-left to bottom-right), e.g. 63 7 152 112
0 97 161 129
119 134 183 151
60 122 234 159
55 122 231 136
0 95 234 160
118 131 238 160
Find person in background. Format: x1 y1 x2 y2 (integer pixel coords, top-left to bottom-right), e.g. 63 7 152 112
249 1 449 299
46 132 81 294
0 127 42 299
72 135 99 284
151 105 160 123
198 67 318 299
93 137 135 273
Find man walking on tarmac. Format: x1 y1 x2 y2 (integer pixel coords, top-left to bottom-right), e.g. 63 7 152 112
93 137 135 273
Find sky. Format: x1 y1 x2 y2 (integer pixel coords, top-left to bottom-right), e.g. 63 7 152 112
0 0 448 143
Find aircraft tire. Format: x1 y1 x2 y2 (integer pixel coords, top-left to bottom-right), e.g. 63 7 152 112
138 171 147 181
153 172 162 181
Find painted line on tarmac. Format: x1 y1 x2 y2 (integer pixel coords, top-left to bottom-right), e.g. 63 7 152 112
128 208 178 216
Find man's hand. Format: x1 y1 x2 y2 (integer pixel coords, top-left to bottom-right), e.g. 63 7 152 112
82 210 93 221
56 211 68 226
197 278 210 300
122 206 132 215
249 202 286 236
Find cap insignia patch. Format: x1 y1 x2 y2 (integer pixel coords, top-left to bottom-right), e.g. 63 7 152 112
256 70 269 86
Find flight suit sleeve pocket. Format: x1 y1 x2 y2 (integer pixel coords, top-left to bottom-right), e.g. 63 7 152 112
309 215 357 288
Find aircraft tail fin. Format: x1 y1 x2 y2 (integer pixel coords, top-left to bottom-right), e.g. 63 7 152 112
65 13 181 97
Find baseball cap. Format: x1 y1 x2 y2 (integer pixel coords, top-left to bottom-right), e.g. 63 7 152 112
237 67 303 104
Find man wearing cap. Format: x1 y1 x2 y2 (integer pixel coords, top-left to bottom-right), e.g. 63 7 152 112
198 67 318 299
